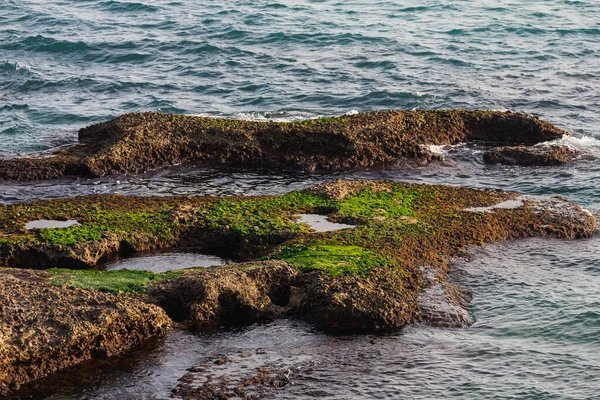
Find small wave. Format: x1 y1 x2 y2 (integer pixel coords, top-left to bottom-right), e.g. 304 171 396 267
255 31 395 47
96 0 160 13
1 35 92 54
264 3 287 9
0 61 33 74
544 135 600 154
193 111 324 123
353 60 396 70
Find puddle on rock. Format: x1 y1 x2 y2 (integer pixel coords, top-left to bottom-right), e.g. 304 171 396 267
25 220 80 230
293 214 355 232
464 199 524 213
106 252 227 273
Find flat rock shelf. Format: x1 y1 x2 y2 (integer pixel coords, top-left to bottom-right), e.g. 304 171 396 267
0 179 595 396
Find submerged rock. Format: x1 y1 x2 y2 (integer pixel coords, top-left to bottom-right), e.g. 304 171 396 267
0 110 567 180
172 354 297 400
0 269 172 396
483 144 578 166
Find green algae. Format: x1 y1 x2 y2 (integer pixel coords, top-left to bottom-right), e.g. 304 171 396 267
266 244 391 277
38 225 111 246
332 186 425 219
197 191 332 237
0 180 595 341
48 268 182 293
1 181 548 283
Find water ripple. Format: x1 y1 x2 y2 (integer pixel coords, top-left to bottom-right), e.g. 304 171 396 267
1 0 598 153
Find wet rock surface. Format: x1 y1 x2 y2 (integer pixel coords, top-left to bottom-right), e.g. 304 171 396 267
483 144 578 166
0 269 172 396
416 265 474 328
0 110 567 180
0 180 596 396
172 353 298 400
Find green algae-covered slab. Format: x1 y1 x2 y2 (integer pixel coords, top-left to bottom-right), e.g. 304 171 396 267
0 180 594 329
0 180 593 272
0 180 595 396
0 110 567 180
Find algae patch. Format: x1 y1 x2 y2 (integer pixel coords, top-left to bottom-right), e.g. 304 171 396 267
48 268 182 293
267 244 390 277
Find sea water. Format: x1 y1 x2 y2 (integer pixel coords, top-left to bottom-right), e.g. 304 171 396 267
1 1 599 399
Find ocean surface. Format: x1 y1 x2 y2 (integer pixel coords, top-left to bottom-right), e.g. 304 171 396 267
2 0 600 399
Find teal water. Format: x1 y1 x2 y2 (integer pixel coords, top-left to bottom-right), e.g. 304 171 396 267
2 1 600 399
1 0 599 153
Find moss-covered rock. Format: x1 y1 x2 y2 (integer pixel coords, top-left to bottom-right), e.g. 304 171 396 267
0 110 567 180
0 180 595 395
1 180 593 328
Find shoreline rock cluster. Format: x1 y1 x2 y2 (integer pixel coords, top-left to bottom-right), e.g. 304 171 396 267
0 109 590 397
0 110 571 181
0 179 595 396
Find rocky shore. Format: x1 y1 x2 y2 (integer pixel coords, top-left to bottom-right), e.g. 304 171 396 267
0 268 171 395
0 110 569 180
0 180 595 396
0 110 592 398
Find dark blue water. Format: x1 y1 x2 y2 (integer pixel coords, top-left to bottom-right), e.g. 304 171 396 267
2 1 600 399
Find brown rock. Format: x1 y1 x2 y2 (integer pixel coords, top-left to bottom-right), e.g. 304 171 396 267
0 110 567 180
483 144 578 166
0 271 172 396
147 261 298 324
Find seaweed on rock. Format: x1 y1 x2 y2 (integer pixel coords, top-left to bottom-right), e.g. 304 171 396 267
0 110 567 180
0 180 595 396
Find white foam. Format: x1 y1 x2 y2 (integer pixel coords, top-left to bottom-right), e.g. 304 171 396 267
15 62 31 71
428 143 467 156
192 112 323 123
429 145 446 156
546 135 600 152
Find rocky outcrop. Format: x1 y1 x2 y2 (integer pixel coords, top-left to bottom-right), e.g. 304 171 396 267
0 269 172 396
0 180 596 396
147 263 418 333
148 261 298 324
483 144 577 166
0 110 567 180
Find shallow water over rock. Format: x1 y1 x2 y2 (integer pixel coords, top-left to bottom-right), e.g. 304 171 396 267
105 252 227 273
293 214 355 233
25 219 80 230
464 199 524 213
